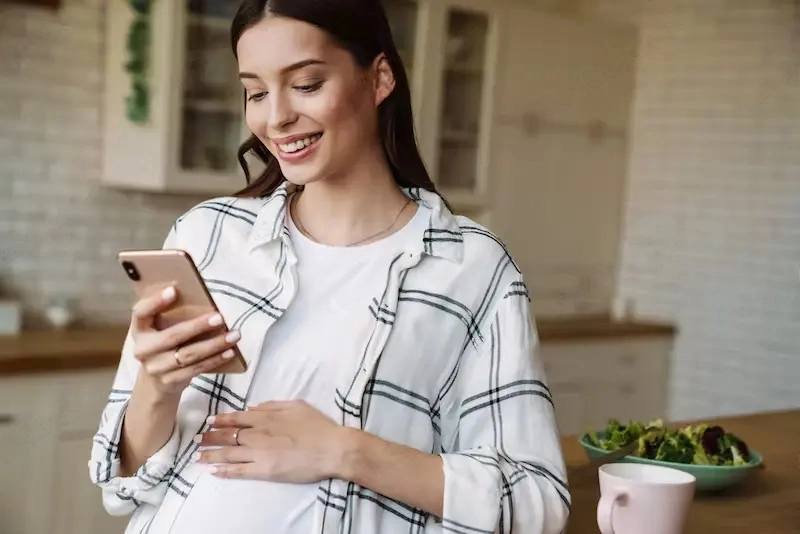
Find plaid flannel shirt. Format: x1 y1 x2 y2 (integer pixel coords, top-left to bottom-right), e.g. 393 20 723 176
89 183 570 534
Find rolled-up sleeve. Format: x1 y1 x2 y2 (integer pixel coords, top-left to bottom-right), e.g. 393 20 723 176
439 279 570 534
88 331 182 515
88 227 182 516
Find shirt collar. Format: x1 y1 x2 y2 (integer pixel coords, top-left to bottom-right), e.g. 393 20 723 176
247 182 463 263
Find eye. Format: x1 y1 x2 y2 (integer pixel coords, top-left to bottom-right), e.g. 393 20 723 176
247 91 267 103
295 81 323 94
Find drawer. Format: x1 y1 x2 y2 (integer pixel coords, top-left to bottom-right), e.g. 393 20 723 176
540 339 670 384
56 370 116 434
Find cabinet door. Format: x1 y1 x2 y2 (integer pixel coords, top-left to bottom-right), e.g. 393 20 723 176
490 8 638 312
541 339 671 435
0 377 58 534
172 0 249 191
51 433 130 534
548 383 587 436
50 371 128 534
414 0 500 208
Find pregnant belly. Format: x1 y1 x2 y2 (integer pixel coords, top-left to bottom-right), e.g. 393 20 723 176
168 471 318 533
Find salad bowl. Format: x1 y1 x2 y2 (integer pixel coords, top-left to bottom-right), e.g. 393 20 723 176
579 419 763 491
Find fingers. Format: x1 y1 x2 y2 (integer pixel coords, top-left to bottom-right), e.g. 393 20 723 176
144 330 241 374
195 445 256 466
207 410 263 429
196 428 255 447
207 463 258 478
178 329 241 367
133 311 230 362
143 350 236 392
131 286 177 333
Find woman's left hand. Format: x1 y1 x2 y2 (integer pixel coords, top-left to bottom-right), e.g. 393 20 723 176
195 400 348 483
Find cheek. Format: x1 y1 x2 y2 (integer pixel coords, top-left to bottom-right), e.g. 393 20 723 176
245 105 267 138
315 87 372 142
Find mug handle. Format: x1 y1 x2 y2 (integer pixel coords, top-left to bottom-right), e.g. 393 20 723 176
597 489 626 534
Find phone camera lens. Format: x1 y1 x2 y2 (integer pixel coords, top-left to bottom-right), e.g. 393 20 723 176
122 261 140 281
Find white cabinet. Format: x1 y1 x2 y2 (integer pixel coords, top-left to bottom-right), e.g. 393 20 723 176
489 8 639 313
50 371 128 534
406 0 501 209
0 370 126 534
540 338 672 436
102 0 247 194
100 0 501 209
0 376 58 534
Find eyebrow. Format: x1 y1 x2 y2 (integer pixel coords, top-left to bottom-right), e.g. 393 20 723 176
239 59 326 80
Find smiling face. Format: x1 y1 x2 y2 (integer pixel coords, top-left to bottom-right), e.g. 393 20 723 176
236 15 392 186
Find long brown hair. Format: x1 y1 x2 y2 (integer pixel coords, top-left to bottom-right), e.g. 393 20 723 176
230 0 442 200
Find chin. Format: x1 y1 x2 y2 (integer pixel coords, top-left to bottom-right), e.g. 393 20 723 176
282 172 326 187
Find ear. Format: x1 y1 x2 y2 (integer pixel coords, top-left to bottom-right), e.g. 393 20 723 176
372 54 396 107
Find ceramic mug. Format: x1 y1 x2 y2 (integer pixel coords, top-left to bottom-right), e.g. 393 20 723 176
597 463 696 534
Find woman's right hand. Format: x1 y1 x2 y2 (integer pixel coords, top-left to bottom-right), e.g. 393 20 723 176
129 286 241 397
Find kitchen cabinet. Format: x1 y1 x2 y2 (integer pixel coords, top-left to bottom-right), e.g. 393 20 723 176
0 376 58 534
0 370 125 534
540 338 671 436
100 0 500 209
50 371 128 534
488 6 639 315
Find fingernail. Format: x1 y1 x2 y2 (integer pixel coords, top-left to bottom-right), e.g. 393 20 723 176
225 330 241 343
192 452 201 462
222 349 235 359
193 434 202 444
208 465 219 474
162 286 176 300
206 415 216 425
208 314 223 327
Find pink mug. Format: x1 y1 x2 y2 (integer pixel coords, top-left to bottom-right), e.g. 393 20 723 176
597 463 696 534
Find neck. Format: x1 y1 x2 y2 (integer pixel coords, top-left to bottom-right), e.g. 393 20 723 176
292 152 413 247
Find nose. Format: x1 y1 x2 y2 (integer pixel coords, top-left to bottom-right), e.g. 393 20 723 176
267 91 297 132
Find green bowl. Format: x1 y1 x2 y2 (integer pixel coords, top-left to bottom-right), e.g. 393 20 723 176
578 432 763 492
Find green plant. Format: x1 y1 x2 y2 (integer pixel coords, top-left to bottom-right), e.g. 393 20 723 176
125 0 154 124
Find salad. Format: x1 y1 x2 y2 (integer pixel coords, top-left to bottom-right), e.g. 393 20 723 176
586 418 752 466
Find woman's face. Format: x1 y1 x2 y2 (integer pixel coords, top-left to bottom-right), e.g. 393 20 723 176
236 16 392 186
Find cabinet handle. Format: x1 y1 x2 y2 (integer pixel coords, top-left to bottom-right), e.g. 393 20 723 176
0 414 14 425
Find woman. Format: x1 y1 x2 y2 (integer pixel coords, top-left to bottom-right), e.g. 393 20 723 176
89 0 570 532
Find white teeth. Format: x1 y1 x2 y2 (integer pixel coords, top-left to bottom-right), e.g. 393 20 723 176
278 134 321 153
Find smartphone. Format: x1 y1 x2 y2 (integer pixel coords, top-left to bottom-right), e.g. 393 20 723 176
117 248 248 374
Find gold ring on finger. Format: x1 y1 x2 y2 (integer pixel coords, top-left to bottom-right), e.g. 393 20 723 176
233 429 241 446
174 348 185 368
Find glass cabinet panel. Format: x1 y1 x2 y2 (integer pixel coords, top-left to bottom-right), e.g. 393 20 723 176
436 8 489 191
181 0 243 173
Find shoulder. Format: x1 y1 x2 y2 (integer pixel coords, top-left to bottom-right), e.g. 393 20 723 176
168 195 274 254
174 196 268 229
454 215 522 285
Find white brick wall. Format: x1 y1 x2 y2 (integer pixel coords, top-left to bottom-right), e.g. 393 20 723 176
0 0 205 327
594 0 800 420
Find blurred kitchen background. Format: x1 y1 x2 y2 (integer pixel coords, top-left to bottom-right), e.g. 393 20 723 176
0 0 798 532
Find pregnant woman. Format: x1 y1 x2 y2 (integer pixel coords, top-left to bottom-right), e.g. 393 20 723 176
89 0 570 532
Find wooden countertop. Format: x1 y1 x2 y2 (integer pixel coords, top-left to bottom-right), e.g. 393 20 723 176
537 314 675 341
0 327 128 376
0 315 675 376
563 409 800 533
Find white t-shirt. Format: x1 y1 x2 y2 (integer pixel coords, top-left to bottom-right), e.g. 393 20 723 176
169 203 429 534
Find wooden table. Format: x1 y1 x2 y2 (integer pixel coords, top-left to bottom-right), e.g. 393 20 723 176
562 409 800 533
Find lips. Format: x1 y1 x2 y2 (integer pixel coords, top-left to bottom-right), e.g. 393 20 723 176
272 132 323 162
